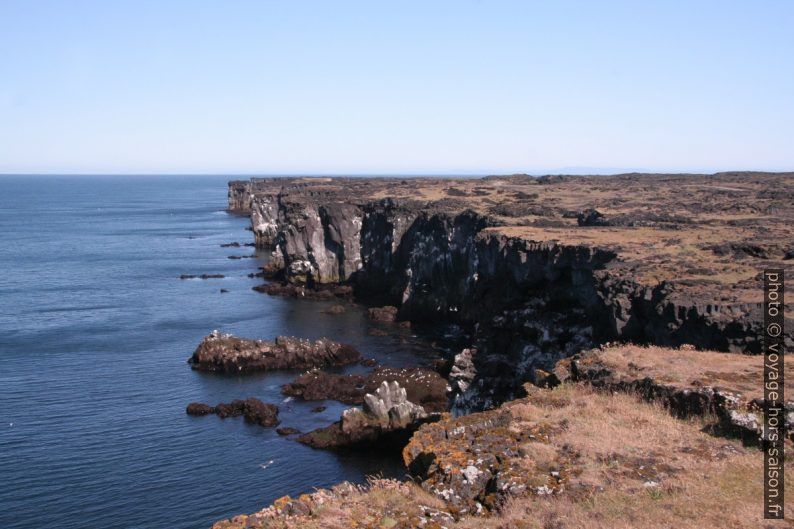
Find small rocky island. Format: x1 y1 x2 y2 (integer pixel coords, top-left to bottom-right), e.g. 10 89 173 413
205 173 792 528
188 331 361 373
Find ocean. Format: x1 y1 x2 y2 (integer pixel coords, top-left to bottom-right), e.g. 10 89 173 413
0 175 431 529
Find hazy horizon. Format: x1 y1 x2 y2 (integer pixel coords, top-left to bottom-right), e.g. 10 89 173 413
2 1 793 174
1 167 793 178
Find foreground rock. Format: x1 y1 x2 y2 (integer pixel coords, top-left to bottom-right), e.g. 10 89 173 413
186 398 279 427
281 367 448 412
214 382 791 528
188 331 361 373
211 479 452 529
298 381 438 450
548 343 794 442
404 383 793 518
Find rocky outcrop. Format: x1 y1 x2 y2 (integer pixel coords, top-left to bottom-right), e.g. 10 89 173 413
403 407 543 513
211 479 455 529
368 305 398 322
402 382 784 516
186 398 279 427
551 344 794 443
188 331 360 373
448 347 476 394
227 180 253 213
235 175 794 411
298 381 438 450
281 367 448 412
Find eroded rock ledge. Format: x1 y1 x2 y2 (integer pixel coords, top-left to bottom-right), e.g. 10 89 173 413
281 367 448 412
546 343 794 442
298 381 439 450
188 331 360 373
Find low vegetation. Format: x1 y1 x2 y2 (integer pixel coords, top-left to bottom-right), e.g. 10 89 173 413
213 381 793 528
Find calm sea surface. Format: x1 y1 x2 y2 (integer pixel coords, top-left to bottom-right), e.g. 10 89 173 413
0 175 432 529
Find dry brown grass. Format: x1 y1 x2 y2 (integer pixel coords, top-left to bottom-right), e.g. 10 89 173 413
212 478 450 529
450 384 794 528
215 384 794 528
456 457 793 529
590 344 794 401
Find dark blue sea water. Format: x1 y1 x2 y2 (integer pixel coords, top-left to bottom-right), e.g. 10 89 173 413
0 175 433 529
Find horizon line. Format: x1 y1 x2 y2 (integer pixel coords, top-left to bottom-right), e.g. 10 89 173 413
1 169 793 178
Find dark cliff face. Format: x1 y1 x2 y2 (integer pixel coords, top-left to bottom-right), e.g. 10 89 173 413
235 177 791 412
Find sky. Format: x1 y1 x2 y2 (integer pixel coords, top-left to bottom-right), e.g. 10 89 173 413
0 1 792 175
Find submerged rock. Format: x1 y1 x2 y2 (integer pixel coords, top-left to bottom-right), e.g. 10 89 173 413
324 304 347 315
179 273 225 279
188 331 361 373
186 398 279 427
276 427 301 436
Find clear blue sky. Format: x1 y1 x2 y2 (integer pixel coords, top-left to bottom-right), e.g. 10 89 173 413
1 1 792 174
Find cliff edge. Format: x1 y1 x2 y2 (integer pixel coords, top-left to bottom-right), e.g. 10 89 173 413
229 173 793 411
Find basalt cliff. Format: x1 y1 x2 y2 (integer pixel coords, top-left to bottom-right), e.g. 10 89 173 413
229 173 793 412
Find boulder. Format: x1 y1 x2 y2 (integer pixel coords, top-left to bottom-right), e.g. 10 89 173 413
186 397 279 427
186 402 213 415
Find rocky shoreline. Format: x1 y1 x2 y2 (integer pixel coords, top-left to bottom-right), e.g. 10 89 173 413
202 174 792 528
229 173 793 412
209 346 794 529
